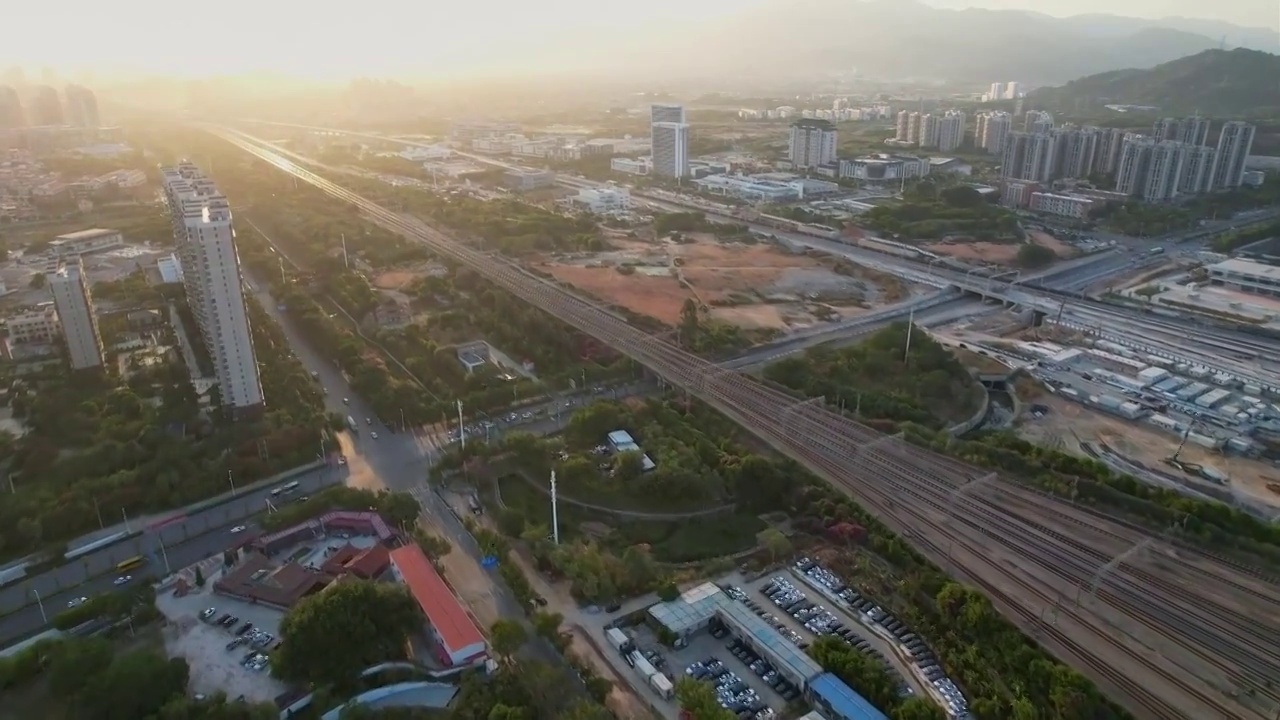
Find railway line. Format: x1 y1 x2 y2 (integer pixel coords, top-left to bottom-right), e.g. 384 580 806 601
213 127 1280 719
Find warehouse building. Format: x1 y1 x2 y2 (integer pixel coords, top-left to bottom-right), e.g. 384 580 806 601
389 544 487 667
648 583 886 720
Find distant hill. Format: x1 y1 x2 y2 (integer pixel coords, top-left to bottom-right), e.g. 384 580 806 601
1027 49 1280 115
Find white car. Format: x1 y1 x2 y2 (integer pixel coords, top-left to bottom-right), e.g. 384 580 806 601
113 575 131 586
67 596 88 608
230 525 247 534
370 432 379 440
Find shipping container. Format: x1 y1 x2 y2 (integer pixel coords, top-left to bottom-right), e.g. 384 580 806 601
606 628 630 652
1188 432 1222 449
650 673 675 700
1149 414 1179 431
1243 385 1262 397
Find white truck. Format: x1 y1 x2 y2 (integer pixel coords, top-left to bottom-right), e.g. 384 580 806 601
606 627 630 653
650 673 674 700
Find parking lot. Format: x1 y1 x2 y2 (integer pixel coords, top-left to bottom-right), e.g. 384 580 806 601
789 559 971 719
156 581 288 703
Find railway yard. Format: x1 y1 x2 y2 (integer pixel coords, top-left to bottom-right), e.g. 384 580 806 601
219 126 1280 720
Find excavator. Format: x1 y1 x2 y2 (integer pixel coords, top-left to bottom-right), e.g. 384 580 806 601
1164 419 1205 476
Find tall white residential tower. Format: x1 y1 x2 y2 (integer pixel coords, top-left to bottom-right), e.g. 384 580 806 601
788 119 838 169
161 162 264 417
48 256 104 370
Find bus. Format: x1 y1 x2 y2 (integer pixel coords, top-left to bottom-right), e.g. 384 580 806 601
116 555 146 572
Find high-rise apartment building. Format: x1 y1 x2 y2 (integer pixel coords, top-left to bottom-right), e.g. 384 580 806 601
28 84 62 125
895 110 912 142
1210 121 1255 191
1114 135 1151 196
1056 126 1102 180
989 83 1005 101
788 119 838 169
1153 116 1211 146
1143 141 1188 202
161 162 264 417
1004 82 1022 99
650 104 686 125
936 111 966 153
650 122 690 178
1178 145 1217 195
918 113 941 149
906 112 922 145
64 85 99 127
0 85 23 128
1094 128 1129 176
1001 131 1058 183
47 256 104 370
976 112 1012 155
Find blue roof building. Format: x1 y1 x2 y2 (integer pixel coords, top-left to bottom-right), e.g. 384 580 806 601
808 672 890 720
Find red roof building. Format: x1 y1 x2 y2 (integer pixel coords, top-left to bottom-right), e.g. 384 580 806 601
388 544 486 666
321 543 391 579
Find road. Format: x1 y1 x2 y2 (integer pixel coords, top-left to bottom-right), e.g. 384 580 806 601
0 465 338 644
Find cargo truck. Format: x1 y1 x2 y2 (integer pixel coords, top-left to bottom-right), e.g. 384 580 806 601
347 416 359 434
650 673 674 700
606 628 630 653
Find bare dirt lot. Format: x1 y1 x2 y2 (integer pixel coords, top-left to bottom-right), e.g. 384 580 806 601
538 234 879 329
1026 230 1078 259
1018 393 1280 508
925 230 1076 266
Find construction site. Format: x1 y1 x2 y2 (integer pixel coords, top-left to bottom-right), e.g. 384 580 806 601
534 232 912 331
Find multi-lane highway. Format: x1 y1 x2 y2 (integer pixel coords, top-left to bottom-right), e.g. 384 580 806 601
215 127 1280 719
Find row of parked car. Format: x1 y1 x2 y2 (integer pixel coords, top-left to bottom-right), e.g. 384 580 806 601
760 573 905 697
735 588 807 648
796 559 970 719
684 654 773 720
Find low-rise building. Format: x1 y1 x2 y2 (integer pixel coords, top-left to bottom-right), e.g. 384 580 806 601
1207 258 1280 297
6 304 59 344
48 227 124 257
574 186 632 214
503 169 556 192
389 544 487 667
1028 192 1095 220
611 157 651 176
838 154 929 183
1000 180 1039 208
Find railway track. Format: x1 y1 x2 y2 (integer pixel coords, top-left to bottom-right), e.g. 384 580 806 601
212 128 1280 719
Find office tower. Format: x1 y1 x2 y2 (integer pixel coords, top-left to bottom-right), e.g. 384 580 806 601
977 112 1012 155
48 256 104 370
788 118 837 169
1004 82 1022 99
161 162 265 417
1094 127 1129 176
64 85 99 127
937 111 966 153
895 110 911 142
28 85 62 125
650 104 685 125
651 122 690 178
1178 145 1216 195
1210 121 1255 191
0 85 23 127
989 83 1005 102
906 112 922 145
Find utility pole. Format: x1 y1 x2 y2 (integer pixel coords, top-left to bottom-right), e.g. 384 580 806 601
32 589 46 624
341 233 349 269
92 497 103 529
457 400 465 450
550 470 560 545
279 256 286 285
156 534 172 575
121 508 131 534
903 306 915 363
227 470 237 496
400 407 406 432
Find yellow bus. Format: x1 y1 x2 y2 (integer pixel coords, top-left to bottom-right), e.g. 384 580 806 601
116 555 146 572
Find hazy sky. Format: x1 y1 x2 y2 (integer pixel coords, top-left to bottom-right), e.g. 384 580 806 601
3 0 1275 80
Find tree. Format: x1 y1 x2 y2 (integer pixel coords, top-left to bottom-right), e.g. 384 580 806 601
375 490 421 529
29 273 46 289
675 677 736 720
657 581 680 602
48 636 114 697
489 618 529 662
892 696 948 720
273 580 419 689
1016 243 1056 269
559 699 614 720
78 650 190 720
759 528 792 562
940 185 984 208
614 449 645 483
531 610 565 646
193 566 205 587
679 299 700 345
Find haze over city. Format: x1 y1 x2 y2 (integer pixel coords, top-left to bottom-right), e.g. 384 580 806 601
1 4 1280 720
